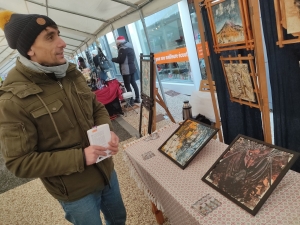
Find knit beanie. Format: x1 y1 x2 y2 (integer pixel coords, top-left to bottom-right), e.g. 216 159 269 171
0 11 57 58
116 36 126 45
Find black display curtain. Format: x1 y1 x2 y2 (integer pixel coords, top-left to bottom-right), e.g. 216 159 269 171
201 7 264 144
260 1 300 172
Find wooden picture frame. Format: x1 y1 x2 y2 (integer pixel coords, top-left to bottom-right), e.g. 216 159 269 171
204 0 254 53
139 103 153 137
220 54 261 109
274 0 300 47
158 118 219 169
202 134 299 216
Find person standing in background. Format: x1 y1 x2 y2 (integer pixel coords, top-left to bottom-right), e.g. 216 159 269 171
112 36 140 105
92 49 108 85
0 11 126 225
78 56 87 71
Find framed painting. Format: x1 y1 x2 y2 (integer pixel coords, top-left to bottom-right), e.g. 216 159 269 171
202 134 299 216
158 118 218 169
274 0 300 47
220 54 261 109
140 53 155 100
139 103 153 137
204 0 254 52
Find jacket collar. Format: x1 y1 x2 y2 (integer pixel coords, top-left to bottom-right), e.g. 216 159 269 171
0 60 79 99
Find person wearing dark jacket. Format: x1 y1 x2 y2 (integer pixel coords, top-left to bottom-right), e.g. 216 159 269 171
112 36 140 104
0 11 126 225
78 56 87 71
92 49 108 84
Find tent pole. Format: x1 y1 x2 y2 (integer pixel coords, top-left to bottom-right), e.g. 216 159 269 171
139 9 168 107
110 24 117 41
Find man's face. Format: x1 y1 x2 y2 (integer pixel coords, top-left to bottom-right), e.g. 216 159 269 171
27 26 66 66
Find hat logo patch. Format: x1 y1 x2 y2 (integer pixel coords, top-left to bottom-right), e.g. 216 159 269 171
36 18 46 25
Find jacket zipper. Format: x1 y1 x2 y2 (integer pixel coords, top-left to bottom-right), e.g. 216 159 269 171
57 81 63 89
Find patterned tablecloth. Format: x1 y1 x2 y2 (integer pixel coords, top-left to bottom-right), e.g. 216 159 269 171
123 123 300 225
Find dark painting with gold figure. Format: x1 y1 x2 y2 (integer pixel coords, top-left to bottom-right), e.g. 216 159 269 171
202 135 299 216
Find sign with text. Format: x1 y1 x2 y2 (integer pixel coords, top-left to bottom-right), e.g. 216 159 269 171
154 42 210 64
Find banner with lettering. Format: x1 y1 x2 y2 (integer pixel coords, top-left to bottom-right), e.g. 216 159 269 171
154 42 210 64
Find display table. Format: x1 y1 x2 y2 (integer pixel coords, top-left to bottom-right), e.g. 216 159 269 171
123 123 300 225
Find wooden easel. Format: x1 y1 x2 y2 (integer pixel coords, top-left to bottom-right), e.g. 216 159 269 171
153 88 176 130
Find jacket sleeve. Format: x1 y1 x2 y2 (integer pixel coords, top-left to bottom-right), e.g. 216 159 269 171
0 100 85 178
111 48 126 64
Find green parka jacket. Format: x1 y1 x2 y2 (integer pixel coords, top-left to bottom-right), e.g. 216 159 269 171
0 59 114 201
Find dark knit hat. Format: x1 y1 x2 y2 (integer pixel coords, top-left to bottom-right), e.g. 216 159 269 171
0 11 56 57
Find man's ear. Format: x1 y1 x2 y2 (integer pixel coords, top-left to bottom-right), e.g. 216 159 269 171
27 48 34 56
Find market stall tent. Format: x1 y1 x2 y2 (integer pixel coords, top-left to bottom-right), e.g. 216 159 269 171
0 0 180 78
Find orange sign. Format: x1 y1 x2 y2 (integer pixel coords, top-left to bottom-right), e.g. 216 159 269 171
154 42 210 65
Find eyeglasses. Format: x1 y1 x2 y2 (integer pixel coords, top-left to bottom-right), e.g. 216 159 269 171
143 132 160 142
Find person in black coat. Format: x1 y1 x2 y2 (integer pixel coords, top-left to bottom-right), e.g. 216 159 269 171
112 36 140 104
78 56 87 71
92 50 108 84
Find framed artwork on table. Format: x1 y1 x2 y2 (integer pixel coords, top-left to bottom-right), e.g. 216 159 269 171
220 54 261 109
274 0 300 47
139 103 153 137
202 134 299 216
158 118 218 169
204 0 254 52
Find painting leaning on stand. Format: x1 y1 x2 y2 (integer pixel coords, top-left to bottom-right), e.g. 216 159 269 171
0 11 126 224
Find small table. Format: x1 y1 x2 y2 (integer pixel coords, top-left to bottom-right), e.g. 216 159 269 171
123 123 300 225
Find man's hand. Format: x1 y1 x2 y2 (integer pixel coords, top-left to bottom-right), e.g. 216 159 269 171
107 131 119 155
84 131 119 165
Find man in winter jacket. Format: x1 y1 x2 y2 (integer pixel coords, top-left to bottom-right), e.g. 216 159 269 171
0 11 126 225
112 36 140 105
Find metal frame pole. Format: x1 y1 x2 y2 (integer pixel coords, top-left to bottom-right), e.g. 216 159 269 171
139 10 168 107
110 24 117 42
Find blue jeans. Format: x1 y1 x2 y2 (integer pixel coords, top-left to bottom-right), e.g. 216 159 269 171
59 170 126 225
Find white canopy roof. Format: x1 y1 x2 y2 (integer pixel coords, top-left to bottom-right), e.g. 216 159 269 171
0 0 180 78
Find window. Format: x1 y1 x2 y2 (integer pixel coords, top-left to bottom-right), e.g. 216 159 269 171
135 4 193 84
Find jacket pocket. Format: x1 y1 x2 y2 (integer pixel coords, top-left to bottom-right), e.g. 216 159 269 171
0 123 27 157
43 176 68 196
30 100 74 140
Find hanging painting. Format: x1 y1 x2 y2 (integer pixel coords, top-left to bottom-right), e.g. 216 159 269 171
220 54 261 108
204 0 254 52
158 119 218 169
274 0 300 47
285 0 300 34
202 134 299 216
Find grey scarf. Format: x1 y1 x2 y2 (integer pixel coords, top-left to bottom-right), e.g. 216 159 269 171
19 55 69 79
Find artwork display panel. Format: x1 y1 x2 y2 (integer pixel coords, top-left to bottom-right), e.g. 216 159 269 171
202 134 299 216
204 0 254 52
141 60 151 97
220 54 261 108
158 119 218 169
140 53 155 100
139 104 153 137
